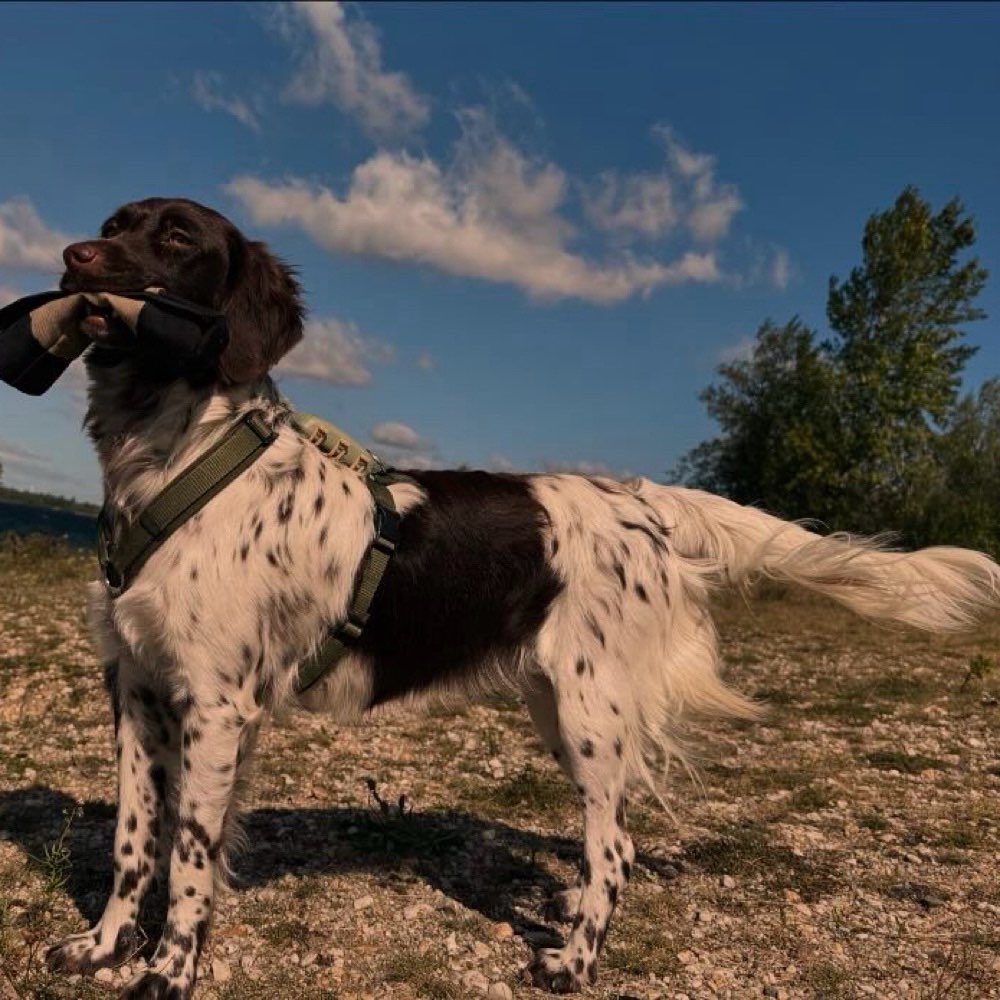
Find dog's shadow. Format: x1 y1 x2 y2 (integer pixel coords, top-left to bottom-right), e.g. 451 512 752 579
0 785 680 937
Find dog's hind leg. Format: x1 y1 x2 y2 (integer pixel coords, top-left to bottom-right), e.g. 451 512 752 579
46 652 180 976
522 672 581 923
524 664 635 993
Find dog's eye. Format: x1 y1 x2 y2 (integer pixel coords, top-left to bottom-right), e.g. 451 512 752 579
102 221 120 238
164 229 193 248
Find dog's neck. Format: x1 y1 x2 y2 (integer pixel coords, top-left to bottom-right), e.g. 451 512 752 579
85 353 284 519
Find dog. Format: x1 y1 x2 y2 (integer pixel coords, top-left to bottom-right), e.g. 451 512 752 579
38 197 1000 998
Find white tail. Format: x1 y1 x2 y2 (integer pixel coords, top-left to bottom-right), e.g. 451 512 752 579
639 483 1000 631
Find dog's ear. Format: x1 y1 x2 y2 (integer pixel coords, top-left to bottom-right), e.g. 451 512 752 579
218 239 304 385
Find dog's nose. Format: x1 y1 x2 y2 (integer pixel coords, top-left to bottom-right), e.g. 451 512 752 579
63 242 101 268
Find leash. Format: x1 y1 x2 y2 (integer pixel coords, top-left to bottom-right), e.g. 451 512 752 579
98 410 403 694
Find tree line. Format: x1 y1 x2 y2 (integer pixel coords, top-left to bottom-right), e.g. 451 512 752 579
675 186 1000 555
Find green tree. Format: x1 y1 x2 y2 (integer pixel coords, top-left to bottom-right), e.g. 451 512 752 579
825 186 987 529
915 378 1000 554
677 187 988 537
677 319 841 517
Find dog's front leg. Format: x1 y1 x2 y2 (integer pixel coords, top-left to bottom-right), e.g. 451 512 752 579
119 686 254 1000
46 654 179 975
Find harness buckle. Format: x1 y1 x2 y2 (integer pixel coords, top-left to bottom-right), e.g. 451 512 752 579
334 612 368 643
103 561 125 598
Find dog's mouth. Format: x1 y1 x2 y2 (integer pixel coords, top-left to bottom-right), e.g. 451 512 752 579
79 299 135 347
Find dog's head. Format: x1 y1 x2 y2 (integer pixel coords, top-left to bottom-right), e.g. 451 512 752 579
60 197 304 384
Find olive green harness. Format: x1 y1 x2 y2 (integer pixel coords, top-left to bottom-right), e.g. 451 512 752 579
96 411 403 694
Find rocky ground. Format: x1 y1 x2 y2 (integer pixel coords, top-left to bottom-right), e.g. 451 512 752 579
1 534 999 999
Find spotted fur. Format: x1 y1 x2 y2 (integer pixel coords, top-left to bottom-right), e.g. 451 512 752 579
43 199 1000 998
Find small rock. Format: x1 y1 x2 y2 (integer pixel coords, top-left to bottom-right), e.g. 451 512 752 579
212 958 232 983
720 875 736 889
461 969 490 993
472 941 491 959
404 902 432 920
302 951 318 967
445 931 460 955
487 983 513 1000
95 968 114 983
353 894 374 911
240 954 255 971
492 921 514 940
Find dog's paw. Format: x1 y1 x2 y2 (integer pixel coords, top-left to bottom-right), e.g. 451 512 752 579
543 886 582 924
46 923 140 975
118 970 190 1000
525 948 594 993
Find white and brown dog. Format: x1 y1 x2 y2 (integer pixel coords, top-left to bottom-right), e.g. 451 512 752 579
38 197 1000 997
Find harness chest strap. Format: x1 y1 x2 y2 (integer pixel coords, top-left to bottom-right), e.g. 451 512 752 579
98 411 401 694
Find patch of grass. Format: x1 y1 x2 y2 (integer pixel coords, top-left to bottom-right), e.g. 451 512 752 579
788 783 834 813
344 780 465 859
27 806 80 895
865 750 946 774
804 960 853 997
961 654 995 690
858 812 890 832
604 891 684 976
460 767 576 819
382 948 461 999
684 823 839 901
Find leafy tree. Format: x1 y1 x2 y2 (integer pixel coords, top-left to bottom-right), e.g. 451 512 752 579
677 187 988 537
825 186 987 529
677 318 841 517
915 378 1000 554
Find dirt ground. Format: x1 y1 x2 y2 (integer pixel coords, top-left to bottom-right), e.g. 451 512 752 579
1 535 998 999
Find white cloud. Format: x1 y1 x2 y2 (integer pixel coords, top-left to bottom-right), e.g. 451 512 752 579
541 458 632 479
770 247 791 290
0 198 78 272
281 0 430 140
653 125 743 243
370 420 438 469
276 315 393 385
582 173 678 240
371 421 426 449
191 71 260 131
226 114 722 304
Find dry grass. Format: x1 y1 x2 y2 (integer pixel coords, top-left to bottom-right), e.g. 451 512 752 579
1 539 999 997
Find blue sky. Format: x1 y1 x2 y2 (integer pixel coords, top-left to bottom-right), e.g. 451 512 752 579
1 1 998 502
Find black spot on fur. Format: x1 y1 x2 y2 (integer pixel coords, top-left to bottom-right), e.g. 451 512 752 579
575 657 587 676
584 919 596 949
150 764 167 801
118 869 139 899
121 841 134 856
580 739 594 758
582 857 592 886
127 813 138 833
359 472 563 705
604 847 614 863
611 560 626 589
614 737 623 758
615 796 626 828
618 518 666 552
634 582 649 602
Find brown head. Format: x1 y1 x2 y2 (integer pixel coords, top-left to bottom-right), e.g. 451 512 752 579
61 197 304 384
